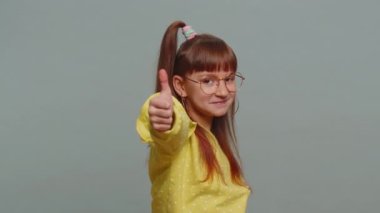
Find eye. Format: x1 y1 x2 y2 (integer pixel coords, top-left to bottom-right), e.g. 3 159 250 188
200 78 215 87
225 75 235 83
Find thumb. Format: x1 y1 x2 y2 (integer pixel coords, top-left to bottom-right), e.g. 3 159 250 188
158 69 171 95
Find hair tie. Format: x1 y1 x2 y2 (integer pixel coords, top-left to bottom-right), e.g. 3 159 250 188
182 25 197 40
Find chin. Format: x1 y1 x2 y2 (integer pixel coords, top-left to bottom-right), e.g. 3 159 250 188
214 114 227 118
211 109 230 117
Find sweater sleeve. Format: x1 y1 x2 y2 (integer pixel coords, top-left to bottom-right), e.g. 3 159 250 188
136 93 196 154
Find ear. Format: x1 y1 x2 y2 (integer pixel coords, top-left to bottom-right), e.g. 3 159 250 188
172 75 187 97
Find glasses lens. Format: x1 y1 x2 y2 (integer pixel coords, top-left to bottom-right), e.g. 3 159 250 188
235 75 243 89
226 75 243 92
199 74 244 94
200 83 217 94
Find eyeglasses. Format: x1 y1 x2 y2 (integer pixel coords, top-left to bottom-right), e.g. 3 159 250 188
184 73 245 95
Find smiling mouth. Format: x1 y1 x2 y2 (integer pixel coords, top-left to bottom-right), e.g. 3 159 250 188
210 100 228 105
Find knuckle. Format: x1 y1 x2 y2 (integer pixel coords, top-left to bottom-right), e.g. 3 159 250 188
149 99 156 106
149 116 156 123
152 123 160 130
166 110 173 118
148 111 154 117
148 107 157 116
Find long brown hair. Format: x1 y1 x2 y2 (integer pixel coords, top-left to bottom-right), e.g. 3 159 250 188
155 21 246 185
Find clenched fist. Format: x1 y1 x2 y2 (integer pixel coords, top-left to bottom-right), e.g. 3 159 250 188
148 69 173 131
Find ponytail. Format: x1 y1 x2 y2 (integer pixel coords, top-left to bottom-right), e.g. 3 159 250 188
155 21 186 93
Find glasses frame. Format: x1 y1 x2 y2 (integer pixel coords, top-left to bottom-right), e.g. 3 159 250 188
184 72 245 95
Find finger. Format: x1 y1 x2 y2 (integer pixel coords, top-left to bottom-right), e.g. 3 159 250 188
150 116 173 125
152 123 172 132
150 98 171 110
148 106 172 118
158 69 171 95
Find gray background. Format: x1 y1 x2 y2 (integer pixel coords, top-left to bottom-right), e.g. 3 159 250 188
1 0 379 212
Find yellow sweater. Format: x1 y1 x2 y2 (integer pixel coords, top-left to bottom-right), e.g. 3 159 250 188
136 94 250 213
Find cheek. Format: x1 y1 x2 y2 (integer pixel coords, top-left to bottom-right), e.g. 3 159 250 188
185 84 204 98
187 92 210 109
183 84 197 97
224 95 236 109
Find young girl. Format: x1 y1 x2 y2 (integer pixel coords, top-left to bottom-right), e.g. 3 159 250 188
136 20 250 212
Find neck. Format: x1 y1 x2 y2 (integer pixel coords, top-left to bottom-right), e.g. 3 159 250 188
187 110 213 131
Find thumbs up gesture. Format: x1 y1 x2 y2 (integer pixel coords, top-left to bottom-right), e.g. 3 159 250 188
148 69 174 131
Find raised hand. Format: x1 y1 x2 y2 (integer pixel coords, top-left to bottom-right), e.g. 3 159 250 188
148 69 173 131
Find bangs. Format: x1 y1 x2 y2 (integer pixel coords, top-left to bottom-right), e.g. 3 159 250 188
174 34 237 75
190 44 237 73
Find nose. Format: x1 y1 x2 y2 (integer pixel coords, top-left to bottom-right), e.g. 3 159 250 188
215 80 229 97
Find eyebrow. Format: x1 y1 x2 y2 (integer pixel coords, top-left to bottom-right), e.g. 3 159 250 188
197 73 235 78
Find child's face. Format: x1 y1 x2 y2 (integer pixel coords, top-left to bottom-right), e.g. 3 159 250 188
183 70 236 121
